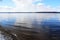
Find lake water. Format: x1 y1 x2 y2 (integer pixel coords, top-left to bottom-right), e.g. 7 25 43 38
0 13 60 40
0 13 59 27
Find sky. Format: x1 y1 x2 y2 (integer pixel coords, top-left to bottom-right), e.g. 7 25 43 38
34 0 60 7
0 0 60 12
43 0 60 7
0 0 15 7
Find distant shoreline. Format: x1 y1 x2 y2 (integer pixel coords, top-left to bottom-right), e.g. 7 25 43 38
0 12 60 13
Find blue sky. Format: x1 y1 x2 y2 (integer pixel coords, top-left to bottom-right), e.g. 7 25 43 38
0 0 60 12
33 0 60 8
0 0 15 7
43 0 60 7
0 0 59 8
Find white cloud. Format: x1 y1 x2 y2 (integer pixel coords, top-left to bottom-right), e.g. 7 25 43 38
56 6 60 12
34 0 42 2
0 0 60 12
35 5 57 12
12 0 34 12
12 0 60 12
0 6 15 12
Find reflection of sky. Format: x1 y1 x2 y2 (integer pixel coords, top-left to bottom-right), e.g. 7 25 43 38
42 18 59 26
41 15 60 37
0 13 60 28
32 14 60 26
0 17 16 27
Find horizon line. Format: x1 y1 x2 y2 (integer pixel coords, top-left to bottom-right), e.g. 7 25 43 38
0 12 60 13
